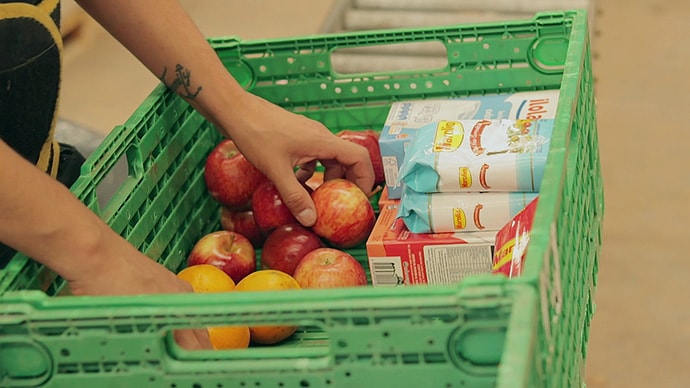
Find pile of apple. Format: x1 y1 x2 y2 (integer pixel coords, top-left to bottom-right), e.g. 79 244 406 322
185 129 385 288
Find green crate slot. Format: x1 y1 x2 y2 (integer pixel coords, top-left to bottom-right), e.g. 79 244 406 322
0 10 601 388
0 284 538 388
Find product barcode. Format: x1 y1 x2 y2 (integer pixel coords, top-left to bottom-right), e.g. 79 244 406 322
372 261 403 286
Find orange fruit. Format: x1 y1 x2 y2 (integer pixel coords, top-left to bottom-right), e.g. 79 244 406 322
235 270 301 345
177 265 250 350
207 325 251 350
177 264 236 293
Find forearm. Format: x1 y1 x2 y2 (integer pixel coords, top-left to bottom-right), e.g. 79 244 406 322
0 140 132 283
0 143 210 345
76 0 375 226
76 0 248 138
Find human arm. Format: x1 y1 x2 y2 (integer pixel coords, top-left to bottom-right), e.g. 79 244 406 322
0 140 211 349
75 0 375 226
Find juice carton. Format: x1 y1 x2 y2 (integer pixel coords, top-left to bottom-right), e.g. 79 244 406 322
366 201 496 286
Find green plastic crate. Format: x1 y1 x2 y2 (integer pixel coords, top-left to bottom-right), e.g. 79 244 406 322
0 10 602 388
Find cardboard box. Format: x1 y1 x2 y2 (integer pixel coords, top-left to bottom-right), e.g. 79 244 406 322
379 90 560 198
377 186 396 209
366 202 496 286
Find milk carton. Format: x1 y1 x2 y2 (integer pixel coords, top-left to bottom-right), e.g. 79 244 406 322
379 90 560 198
398 118 554 193
397 187 539 234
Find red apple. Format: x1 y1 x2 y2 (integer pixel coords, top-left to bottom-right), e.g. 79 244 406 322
219 207 265 248
336 129 385 184
187 230 256 284
205 139 268 209
251 181 298 235
311 178 376 248
293 247 368 288
260 223 325 275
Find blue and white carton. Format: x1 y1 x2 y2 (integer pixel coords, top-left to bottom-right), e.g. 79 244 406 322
379 90 560 198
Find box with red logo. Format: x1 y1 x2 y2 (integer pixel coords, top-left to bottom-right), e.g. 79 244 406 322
366 201 496 286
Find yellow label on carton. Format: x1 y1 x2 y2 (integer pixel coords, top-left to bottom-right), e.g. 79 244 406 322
458 167 472 188
452 208 467 230
432 120 464 152
492 238 516 270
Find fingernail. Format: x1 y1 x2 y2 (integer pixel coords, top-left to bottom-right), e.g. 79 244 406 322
297 208 316 226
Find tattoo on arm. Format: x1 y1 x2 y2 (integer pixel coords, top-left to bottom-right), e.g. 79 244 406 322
160 64 202 100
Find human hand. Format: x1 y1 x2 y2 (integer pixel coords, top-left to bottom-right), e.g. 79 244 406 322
219 92 375 226
68 246 213 351
0 140 212 350
74 0 373 227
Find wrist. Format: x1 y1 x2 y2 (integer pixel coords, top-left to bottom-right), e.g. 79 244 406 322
185 70 264 142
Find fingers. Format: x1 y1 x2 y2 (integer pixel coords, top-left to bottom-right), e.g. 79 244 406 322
174 328 213 350
270 167 317 227
194 328 213 349
323 140 375 194
294 160 316 184
344 161 376 196
284 139 374 225
271 137 375 228
322 162 344 183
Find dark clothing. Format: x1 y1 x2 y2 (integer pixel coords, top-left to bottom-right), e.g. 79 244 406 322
0 0 85 267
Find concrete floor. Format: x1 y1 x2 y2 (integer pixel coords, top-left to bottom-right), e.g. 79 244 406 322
57 1 687 387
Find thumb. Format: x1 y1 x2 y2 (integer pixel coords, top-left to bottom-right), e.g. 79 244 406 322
271 172 317 227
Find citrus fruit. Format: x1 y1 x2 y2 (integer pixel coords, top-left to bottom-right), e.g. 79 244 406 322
207 325 251 350
177 264 250 350
177 264 236 293
235 270 301 345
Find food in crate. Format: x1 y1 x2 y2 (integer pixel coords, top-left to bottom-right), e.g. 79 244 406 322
366 201 497 286
202 162 372 285
187 230 257 284
492 196 540 278
336 129 385 185
310 178 376 249
204 139 269 209
260 223 324 276
293 247 368 289
251 180 300 235
220 206 265 247
397 118 554 193
179 143 376 349
379 90 560 198
176 264 251 350
234 269 302 345
397 186 538 233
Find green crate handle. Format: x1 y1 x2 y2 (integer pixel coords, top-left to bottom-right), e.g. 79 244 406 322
0 281 536 388
206 11 578 112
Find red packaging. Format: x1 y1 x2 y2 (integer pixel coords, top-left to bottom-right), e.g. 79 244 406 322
366 200 496 286
377 186 396 209
492 196 539 278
